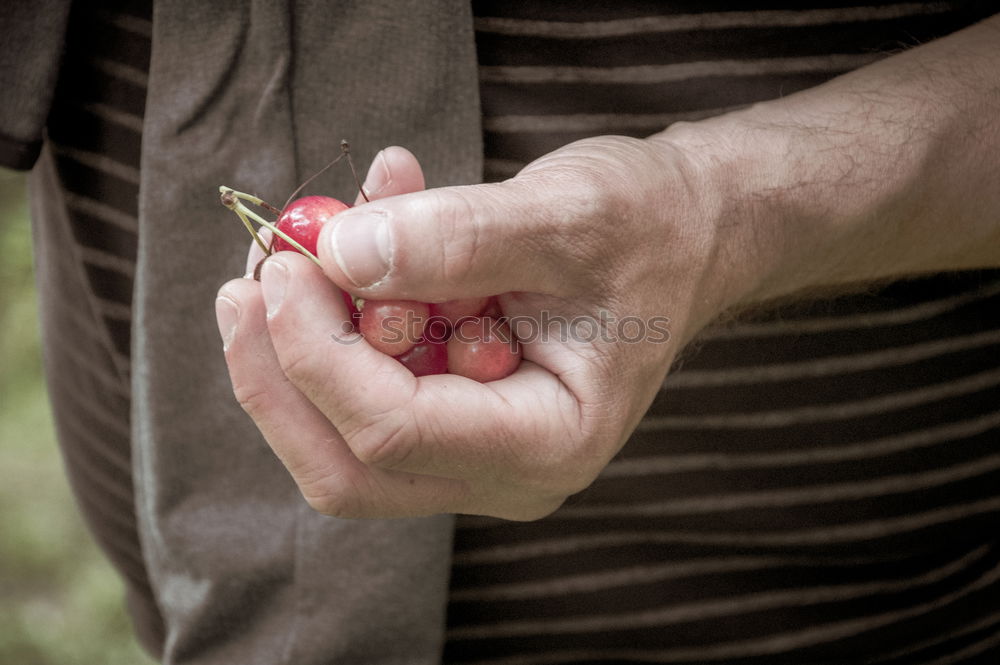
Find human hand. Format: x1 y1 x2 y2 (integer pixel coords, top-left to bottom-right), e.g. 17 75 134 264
216 134 749 520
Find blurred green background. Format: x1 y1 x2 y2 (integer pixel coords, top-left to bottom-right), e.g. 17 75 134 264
0 168 156 664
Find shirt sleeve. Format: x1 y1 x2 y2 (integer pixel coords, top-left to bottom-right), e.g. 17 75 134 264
0 0 72 170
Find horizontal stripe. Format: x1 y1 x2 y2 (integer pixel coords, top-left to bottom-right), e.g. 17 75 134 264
62 191 138 233
450 561 1000 664
58 426 135 504
59 376 132 439
102 314 132 357
48 319 130 397
864 609 1000 664
51 144 141 184
917 630 1000 665
557 454 1000 520
95 8 152 38
480 53 880 84
699 279 1000 339
50 66 147 120
65 210 139 259
96 297 134 322
56 158 140 220
79 246 137 278
59 302 131 382
89 56 148 88
610 409 1000 477
483 105 744 133
474 4 952 38
55 421 132 494
53 294 132 383
639 366 1000 430
479 71 833 118
453 496 1000 561
448 546 989 639
663 328 1000 389
85 262 136 306
47 110 143 167
75 100 144 133
450 553 905 602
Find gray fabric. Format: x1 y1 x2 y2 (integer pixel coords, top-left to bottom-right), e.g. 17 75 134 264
129 1 481 663
0 0 72 169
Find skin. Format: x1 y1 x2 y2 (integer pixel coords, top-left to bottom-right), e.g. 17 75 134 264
217 16 1000 520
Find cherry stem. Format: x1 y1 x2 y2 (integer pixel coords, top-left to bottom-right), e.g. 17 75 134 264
240 203 321 266
236 208 272 257
220 187 271 256
280 151 346 214
342 140 369 203
219 186 321 266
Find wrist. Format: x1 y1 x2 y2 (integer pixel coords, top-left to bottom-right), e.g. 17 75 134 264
647 116 811 321
657 94 940 313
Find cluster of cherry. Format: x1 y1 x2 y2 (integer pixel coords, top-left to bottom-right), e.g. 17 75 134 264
220 147 521 382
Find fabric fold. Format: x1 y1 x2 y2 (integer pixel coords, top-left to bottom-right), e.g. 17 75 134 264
135 1 482 662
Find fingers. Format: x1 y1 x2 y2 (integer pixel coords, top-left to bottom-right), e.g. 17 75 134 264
259 253 594 498
317 175 598 302
354 146 425 205
216 276 469 518
258 252 419 446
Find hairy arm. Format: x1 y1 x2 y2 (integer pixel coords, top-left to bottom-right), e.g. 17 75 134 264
656 13 1000 313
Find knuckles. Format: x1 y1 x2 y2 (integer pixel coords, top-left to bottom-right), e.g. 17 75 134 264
338 408 416 470
295 456 388 519
430 187 488 289
516 446 605 499
273 336 333 398
300 480 368 519
232 381 275 421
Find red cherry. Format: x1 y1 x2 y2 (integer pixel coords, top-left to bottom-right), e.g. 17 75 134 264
272 195 350 256
270 195 358 328
429 297 491 328
447 317 521 382
395 339 448 377
358 300 430 356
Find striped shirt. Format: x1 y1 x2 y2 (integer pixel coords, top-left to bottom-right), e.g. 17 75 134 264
39 1 999 663
446 2 1000 663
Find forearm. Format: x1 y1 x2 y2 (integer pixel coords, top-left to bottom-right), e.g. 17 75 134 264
655 13 1000 310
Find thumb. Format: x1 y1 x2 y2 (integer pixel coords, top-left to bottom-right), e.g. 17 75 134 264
316 179 578 301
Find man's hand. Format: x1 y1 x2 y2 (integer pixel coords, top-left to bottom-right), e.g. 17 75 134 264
216 137 733 520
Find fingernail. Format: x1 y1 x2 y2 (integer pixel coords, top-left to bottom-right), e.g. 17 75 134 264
215 296 240 351
329 212 391 287
361 150 391 198
261 260 289 319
